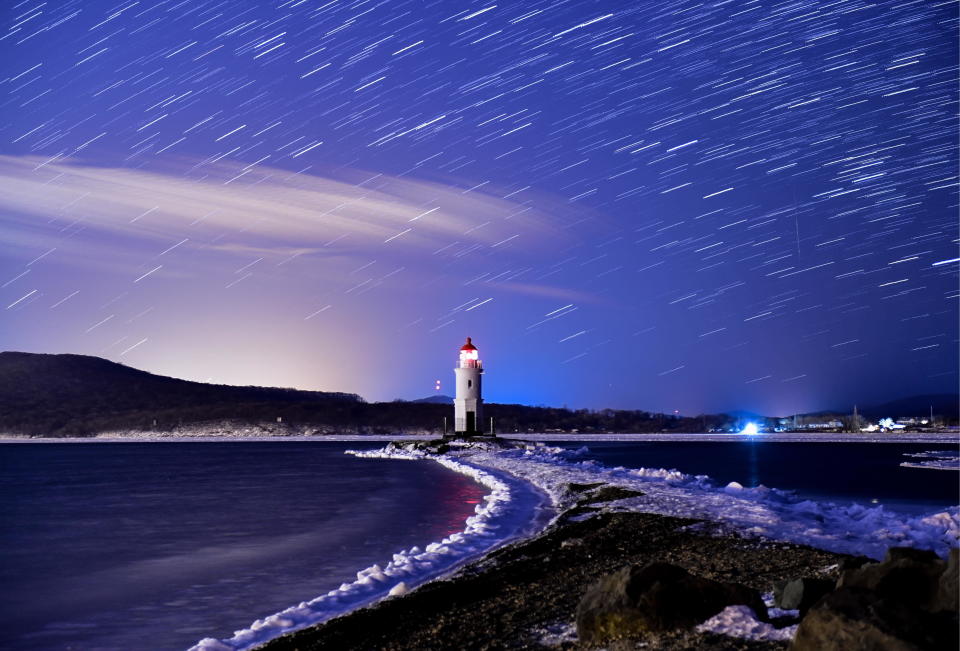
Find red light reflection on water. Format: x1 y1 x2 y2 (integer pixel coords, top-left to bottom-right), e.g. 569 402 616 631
430 472 489 538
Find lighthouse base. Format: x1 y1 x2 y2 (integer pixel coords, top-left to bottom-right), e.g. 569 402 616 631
444 432 499 442
455 411 477 434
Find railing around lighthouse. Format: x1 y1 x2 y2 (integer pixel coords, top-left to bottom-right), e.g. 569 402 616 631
458 359 482 369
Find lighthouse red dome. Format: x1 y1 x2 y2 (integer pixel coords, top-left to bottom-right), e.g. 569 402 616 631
460 337 477 351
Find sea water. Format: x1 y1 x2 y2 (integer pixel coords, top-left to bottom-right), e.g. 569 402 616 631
0 441 486 650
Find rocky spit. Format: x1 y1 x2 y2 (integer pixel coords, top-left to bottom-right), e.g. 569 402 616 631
261 514 811 650
254 438 957 651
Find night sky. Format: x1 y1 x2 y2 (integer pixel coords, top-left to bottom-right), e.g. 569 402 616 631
1 0 957 416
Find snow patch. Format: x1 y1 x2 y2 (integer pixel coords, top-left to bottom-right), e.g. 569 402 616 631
696 605 796 642
724 481 744 494
762 590 800 620
533 620 578 646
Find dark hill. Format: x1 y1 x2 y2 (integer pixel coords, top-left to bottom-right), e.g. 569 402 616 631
860 394 959 419
0 352 361 436
411 395 454 404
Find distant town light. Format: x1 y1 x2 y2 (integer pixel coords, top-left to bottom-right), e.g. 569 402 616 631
740 422 759 435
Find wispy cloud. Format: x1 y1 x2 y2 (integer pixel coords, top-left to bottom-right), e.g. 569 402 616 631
0 156 563 255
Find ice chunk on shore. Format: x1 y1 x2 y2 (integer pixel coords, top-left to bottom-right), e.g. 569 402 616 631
901 450 960 471
696 605 796 641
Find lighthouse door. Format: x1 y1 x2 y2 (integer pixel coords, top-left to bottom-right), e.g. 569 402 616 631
466 411 475 433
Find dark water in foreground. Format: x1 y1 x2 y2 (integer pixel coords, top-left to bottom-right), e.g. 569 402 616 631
0 442 485 651
559 441 959 512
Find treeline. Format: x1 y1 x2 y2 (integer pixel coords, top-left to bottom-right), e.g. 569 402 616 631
3 397 738 438
0 352 745 436
484 404 734 435
7 352 951 437
2 400 737 437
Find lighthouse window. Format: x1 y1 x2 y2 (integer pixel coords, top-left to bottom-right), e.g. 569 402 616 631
467 380 472 388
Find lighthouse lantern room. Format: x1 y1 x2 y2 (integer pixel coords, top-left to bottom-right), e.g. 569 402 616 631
454 337 483 434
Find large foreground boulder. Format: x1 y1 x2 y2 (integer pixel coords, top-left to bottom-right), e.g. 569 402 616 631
791 546 959 651
774 577 834 615
837 547 947 612
938 547 958 613
791 587 957 651
576 562 767 644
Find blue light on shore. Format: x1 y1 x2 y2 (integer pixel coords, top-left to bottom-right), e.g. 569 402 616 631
740 422 760 435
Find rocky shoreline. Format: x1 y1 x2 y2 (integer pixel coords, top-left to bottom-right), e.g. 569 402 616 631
259 510 847 650
252 437 957 650
257 472 851 650
10 434 956 649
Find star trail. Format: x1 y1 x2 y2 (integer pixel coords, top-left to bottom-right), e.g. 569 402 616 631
1 0 957 415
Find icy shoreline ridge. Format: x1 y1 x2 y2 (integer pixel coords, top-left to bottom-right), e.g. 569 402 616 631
465 443 958 560
192 441 958 651
900 450 960 471
190 447 548 651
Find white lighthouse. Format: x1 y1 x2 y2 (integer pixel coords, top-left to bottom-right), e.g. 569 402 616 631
454 337 483 434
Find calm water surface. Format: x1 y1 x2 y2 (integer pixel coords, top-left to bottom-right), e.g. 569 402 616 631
0 442 486 650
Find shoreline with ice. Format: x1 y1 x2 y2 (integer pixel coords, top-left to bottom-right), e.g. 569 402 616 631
195 436 957 650
5 433 955 647
457 440 958 559
256 437 958 650
1 431 957 444
900 450 960 471
190 443 555 651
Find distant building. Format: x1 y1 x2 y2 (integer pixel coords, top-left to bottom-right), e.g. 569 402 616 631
862 418 906 432
808 420 843 429
454 337 483 434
